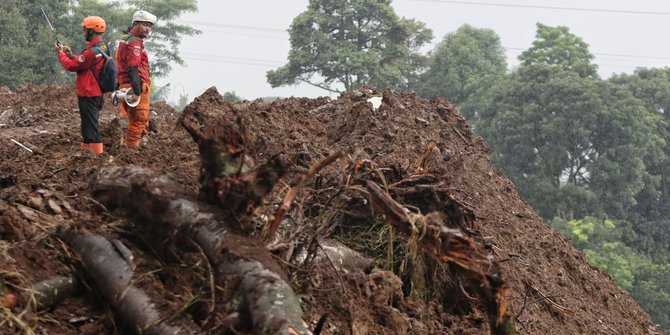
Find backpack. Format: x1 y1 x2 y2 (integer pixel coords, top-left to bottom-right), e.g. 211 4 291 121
91 45 118 93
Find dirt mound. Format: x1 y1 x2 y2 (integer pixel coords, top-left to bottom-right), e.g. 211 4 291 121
0 85 660 334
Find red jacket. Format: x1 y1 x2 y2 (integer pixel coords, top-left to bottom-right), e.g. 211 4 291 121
115 29 151 86
58 38 105 97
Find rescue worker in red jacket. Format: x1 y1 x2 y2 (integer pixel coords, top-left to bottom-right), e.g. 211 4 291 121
115 10 156 147
55 16 109 155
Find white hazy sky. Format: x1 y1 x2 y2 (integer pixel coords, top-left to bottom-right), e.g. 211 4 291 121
155 0 670 103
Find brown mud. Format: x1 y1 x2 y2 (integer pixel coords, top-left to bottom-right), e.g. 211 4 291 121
0 84 661 334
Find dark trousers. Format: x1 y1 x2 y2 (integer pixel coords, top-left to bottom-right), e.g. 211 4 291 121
78 96 103 143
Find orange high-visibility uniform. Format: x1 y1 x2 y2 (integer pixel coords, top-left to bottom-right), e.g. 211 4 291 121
118 82 150 147
115 29 151 147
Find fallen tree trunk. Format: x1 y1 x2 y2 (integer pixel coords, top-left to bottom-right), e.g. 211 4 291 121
57 228 186 335
91 165 311 335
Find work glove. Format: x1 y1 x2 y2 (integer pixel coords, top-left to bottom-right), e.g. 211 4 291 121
128 67 142 96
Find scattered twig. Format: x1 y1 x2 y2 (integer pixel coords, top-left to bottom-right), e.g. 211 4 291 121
529 285 573 316
451 125 469 144
10 139 33 154
605 323 622 335
265 151 343 240
192 240 217 315
0 307 36 335
83 196 110 213
516 294 563 318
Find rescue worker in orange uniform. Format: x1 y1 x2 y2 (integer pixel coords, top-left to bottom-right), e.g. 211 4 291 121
55 16 110 155
115 10 157 147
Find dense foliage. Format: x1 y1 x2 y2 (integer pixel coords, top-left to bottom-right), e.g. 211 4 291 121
0 0 198 89
470 24 670 330
551 217 670 329
418 24 506 119
266 0 433 92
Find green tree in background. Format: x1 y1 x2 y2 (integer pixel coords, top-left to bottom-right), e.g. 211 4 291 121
476 64 661 220
550 217 670 330
632 263 670 329
476 65 600 219
172 92 189 112
0 0 199 89
223 91 244 103
150 79 170 103
397 18 433 92
267 0 432 93
519 23 597 78
0 0 72 88
609 68 670 255
419 24 506 120
588 82 664 219
475 23 663 221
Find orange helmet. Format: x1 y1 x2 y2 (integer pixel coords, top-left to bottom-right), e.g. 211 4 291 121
81 16 106 33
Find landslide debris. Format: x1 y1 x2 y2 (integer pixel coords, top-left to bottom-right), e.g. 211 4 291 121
0 84 660 335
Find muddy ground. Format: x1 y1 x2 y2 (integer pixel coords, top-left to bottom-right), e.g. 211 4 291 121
0 84 662 334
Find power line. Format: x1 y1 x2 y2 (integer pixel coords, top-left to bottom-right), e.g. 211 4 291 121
179 48 669 70
197 28 286 40
176 20 287 33
176 21 670 62
504 47 670 61
181 52 283 65
402 0 670 16
181 56 279 68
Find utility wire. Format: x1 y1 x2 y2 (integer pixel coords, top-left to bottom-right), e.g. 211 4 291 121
402 0 670 16
176 22 670 62
174 19 670 68
181 56 278 68
197 28 286 40
181 52 283 65
181 53 668 71
176 20 286 33
504 47 670 61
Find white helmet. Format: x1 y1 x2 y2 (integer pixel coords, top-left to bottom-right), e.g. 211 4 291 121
132 10 157 25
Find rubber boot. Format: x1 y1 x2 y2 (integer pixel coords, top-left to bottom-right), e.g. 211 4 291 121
80 142 90 149
124 136 141 148
89 143 104 155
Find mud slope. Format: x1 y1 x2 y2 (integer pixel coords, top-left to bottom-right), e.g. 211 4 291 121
0 85 660 335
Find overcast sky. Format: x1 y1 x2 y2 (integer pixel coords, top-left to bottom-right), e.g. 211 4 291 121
155 0 670 103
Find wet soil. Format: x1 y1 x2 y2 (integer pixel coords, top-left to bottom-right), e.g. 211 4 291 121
0 84 661 334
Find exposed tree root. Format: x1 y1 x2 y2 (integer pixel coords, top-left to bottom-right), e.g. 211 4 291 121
91 165 312 335
265 151 344 240
359 180 515 335
29 275 80 310
57 228 185 335
1 275 80 310
180 99 285 232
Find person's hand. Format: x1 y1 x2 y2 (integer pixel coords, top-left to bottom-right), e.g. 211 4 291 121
55 42 62 52
61 46 73 59
127 92 140 104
